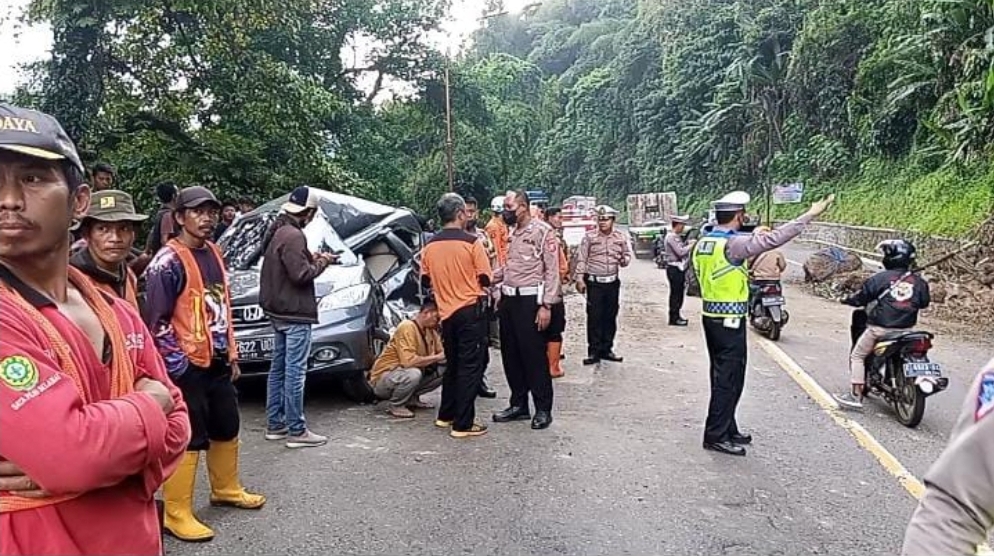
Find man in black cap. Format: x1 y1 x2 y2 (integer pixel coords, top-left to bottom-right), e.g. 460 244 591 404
144 185 265 542
692 191 834 456
0 103 189 556
259 185 336 448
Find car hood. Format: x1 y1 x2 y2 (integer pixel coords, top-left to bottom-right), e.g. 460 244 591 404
228 263 367 305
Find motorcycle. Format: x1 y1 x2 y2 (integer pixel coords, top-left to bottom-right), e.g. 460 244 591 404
848 308 948 428
749 280 789 341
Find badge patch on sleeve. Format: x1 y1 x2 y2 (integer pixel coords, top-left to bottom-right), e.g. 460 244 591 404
0 355 40 391
977 372 994 422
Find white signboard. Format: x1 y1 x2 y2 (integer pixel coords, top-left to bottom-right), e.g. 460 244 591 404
772 183 804 204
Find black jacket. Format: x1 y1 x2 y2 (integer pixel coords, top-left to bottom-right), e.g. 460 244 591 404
259 215 329 324
845 269 930 329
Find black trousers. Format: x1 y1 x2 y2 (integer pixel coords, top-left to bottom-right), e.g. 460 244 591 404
438 302 488 431
585 279 620 357
175 359 241 451
499 295 553 412
702 316 747 444
545 301 566 343
666 266 686 321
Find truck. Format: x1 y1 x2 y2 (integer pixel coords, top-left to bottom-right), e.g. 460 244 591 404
560 195 597 248
627 192 678 259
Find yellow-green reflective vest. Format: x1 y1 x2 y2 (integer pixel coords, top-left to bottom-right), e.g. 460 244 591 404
692 231 749 317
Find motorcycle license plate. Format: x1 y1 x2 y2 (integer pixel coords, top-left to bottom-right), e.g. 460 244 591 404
903 362 942 378
761 296 784 306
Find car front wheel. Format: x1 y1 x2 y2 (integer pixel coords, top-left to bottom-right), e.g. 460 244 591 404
340 328 389 404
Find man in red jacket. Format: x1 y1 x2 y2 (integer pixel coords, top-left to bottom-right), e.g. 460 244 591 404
0 103 191 556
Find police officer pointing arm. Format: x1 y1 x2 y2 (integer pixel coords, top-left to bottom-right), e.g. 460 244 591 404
694 191 834 457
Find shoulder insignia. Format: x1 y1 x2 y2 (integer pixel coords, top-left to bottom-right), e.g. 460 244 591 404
0 355 39 391
977 371 994 422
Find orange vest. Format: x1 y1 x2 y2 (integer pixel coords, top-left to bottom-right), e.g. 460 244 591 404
485 217 509 267
166 239 238 367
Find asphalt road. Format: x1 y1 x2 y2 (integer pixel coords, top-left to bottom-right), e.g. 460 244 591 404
165 253 989 556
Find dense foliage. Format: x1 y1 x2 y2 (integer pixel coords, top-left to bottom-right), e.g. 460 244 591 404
6 0 993 235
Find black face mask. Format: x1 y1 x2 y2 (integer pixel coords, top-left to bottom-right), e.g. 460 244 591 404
502 211 518 226
466 219 478 230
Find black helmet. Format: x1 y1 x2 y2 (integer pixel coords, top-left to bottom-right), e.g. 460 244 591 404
878 239 916 270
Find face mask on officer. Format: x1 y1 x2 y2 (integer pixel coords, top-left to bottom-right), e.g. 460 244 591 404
502 207 518 226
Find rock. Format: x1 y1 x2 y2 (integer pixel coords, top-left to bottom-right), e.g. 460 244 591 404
803 247 863 283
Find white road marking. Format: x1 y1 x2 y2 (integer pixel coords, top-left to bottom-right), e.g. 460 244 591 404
755 336 993 555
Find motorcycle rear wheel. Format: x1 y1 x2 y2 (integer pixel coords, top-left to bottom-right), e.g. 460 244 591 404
766 321 781 341
893 378 926 428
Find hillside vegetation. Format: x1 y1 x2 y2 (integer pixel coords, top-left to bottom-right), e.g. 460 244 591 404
6 0 993 236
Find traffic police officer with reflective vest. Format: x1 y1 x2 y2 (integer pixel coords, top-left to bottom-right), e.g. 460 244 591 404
575 205 631 366
692 191 834 456
492 190 561 430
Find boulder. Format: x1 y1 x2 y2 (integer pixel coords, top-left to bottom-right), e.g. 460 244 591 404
803 247 864 283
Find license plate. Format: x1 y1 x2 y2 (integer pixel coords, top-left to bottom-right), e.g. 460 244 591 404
761 296 784 306
236 337 275 361
904 362 942 378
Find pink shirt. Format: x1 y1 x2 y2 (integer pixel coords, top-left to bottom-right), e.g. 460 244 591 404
0 272 190 556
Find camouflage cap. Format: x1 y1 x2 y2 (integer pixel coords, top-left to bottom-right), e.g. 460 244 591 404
83 190 148 224
0 103 84 173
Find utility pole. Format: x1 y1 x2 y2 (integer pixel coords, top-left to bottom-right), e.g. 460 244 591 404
442 2 543 194
444 62 455 193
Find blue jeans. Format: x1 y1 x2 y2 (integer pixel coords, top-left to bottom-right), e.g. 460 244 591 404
266 322 312 435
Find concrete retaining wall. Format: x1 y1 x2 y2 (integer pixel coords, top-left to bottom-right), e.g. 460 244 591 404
778 221 963 262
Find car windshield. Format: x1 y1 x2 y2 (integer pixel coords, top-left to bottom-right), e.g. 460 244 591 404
219 211 358 271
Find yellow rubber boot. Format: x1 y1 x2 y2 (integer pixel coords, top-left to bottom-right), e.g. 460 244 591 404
162 452 215 542
548 341 565 378
206 439 266 509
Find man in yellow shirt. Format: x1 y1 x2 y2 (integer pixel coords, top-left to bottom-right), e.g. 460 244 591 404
369 301 446 419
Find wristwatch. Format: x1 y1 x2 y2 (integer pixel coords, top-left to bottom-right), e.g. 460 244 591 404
541 303 551 310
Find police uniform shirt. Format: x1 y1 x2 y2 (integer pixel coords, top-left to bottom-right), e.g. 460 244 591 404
497 219 562 306
575 228 631 279
902 359 994 555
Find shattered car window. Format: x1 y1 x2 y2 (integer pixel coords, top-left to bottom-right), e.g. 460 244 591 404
219 212 357 271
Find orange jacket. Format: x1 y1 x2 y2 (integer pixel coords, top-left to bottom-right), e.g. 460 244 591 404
168 239 238 367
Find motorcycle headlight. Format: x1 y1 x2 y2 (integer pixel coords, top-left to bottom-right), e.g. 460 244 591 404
317 283 372 311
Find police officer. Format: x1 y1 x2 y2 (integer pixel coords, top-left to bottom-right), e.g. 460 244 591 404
492 190 561 430
544 207 569 378
464 196 498 399
693 191 834 456
902 358 994 555
575 205 631 366
663 214 695 326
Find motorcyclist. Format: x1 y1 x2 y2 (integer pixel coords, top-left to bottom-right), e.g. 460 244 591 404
834 240 931 410
747 226 787 312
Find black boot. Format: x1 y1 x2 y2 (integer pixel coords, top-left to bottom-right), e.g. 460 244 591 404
601 352 624 363
492 406 531 423
478 375 497 399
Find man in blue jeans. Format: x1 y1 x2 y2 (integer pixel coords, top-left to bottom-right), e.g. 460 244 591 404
259 186 337 448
